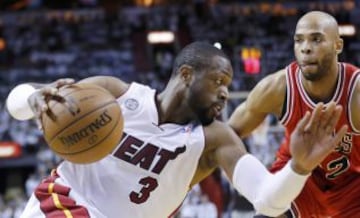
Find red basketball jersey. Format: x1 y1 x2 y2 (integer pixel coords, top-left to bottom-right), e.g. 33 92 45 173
272 62 360 190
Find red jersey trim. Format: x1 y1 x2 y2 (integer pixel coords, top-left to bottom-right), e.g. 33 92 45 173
347 70 360 134
297 63 345 109
280 65 295 125
34 170 90 218
291 202 301 218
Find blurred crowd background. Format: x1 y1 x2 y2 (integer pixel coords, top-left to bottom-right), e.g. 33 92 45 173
0 0 359 217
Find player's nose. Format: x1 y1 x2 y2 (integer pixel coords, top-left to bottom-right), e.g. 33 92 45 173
301 41 312 54
218 87 229 101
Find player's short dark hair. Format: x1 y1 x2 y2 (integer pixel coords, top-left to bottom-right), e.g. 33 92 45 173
171 41 229 77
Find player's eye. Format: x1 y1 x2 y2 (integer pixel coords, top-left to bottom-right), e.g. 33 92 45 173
314 37 322 43
294 38 302 43
215 78 223 86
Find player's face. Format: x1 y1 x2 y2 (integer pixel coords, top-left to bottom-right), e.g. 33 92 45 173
188 56 233 126
294 21 337 81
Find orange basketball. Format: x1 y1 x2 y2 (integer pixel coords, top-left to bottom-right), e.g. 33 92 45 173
41 83 123 164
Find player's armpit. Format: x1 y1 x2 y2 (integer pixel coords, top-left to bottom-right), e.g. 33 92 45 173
190 152 217 188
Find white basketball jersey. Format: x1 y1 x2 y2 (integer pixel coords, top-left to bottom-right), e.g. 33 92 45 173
56 82 205 218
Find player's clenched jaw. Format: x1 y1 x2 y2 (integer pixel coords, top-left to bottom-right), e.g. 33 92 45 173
294 12 341 82
294 31 334 82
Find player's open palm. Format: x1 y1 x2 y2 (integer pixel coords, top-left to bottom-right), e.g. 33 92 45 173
289 102 348 175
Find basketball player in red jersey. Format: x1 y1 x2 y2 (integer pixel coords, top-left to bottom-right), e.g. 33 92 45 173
229 11 360 218
7 42 346 218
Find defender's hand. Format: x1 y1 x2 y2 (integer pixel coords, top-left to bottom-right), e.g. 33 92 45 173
28 78 75 129
289 102 348 175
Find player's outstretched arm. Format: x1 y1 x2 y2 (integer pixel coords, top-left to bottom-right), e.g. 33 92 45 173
207 102 347 216
241 102 347 215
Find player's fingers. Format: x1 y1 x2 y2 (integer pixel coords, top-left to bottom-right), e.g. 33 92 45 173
53 78 75 88
304 103 323 132
27 95 44 130
42 87 67 103
320 102 336 130
36 118 43 131
324 105 343 134
318 125 348 158
41 87 58 97
28 92 48 113
332 125 348 146
314 125 347 160
296 111 311 132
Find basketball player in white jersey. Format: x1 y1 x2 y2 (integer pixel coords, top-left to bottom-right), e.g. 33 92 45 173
7 42 347 218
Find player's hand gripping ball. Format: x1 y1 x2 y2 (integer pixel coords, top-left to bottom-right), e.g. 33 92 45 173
41 83 123 164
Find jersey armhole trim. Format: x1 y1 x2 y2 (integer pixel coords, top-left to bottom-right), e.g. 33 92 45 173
279 66 293 126
347 70 360 134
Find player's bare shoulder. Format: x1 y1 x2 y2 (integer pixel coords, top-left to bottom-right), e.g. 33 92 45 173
248 69 287 117
202 120 247 154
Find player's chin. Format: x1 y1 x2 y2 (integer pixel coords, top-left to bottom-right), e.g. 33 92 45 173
198 114 215 126
302 71 321 81
201 118 215 126
300 64 318 74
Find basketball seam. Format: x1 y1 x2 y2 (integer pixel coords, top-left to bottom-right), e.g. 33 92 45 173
52 102 122 155
46 86 111 111
47 100 118 143
42 86 112 133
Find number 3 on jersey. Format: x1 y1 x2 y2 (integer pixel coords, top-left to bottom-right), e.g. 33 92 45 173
130 176 158 204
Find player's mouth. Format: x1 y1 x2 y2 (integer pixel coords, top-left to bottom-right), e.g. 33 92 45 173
300 60 317 67
300 61 318 71
211 103 224 117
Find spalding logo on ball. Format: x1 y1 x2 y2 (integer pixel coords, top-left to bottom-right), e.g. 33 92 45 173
41 83 124 164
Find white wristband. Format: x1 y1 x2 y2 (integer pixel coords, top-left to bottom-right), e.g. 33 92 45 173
232 154 309 217
6 84 36 120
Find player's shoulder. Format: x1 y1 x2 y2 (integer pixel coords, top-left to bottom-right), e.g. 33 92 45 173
203 120 230 133
342 62 360 72
243 68 287 116
342 62 360 93
247 68 286 105
203 120 238 148
259 68 287 90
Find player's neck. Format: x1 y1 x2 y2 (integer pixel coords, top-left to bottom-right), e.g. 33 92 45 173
157 83 197 125
301 63 339 103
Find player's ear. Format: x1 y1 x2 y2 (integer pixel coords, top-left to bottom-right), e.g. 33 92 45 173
179 65 193 87
335 38 343 54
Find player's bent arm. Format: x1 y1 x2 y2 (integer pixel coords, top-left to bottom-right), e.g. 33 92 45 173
204 121 309 217
78 76 130 98
227 102 267 138
228 69 286 138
